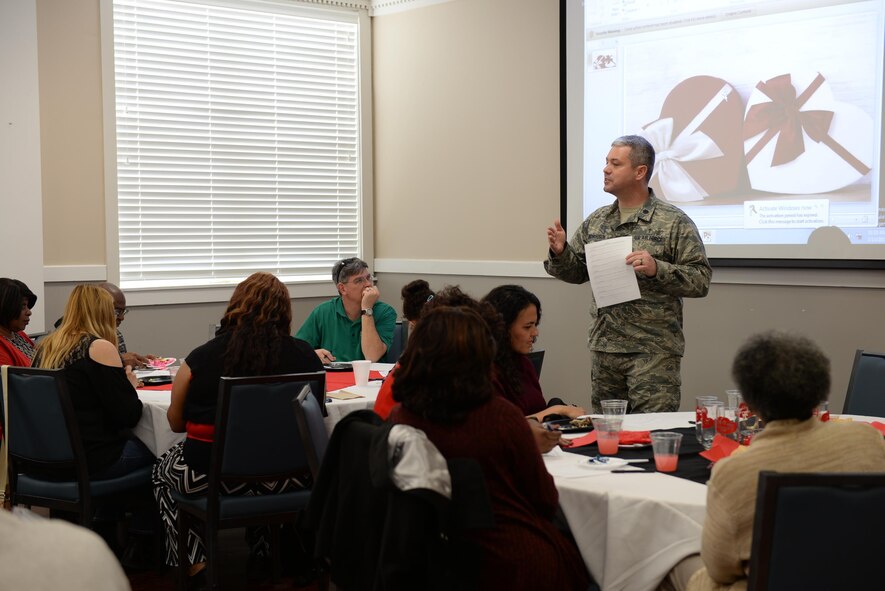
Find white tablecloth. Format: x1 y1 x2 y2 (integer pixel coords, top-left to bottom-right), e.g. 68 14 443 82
135 389 184 456
135 379 384 456
323 382 382 435
544 411 707 591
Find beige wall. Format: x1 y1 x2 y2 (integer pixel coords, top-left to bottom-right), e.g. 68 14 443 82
373 0 559 260
33 0 885 413
37 0 106 264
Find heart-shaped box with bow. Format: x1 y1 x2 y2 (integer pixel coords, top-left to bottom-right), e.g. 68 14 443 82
743 72 874 194
641 75 747 203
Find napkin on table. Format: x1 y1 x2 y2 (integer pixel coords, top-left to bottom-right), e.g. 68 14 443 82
699 434 741 463
567 430 652 449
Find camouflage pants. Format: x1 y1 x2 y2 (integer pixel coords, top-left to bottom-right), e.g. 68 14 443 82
590 351 681 413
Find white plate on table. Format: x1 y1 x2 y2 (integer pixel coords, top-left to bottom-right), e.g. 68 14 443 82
581 457 630 470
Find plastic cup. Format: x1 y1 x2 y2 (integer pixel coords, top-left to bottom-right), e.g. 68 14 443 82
351 360 372 387
651 432 683 472
592 416 622 455
600 399 628 418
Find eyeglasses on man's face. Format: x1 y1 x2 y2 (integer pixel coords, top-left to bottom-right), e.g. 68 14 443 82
348 274 374 286
114 307 129 318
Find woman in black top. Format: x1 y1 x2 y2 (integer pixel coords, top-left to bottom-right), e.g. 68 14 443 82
33 284 150 478
152 272 323 572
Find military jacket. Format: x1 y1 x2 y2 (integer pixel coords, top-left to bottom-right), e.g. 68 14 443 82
544 190 711 356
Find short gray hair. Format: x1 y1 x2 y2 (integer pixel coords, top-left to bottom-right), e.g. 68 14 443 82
332 257 368 284
612 135 655 183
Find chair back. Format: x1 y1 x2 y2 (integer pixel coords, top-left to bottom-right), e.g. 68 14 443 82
527 349 545 378
212 374 325 485
748 471 885 590
4 368 83 470
383 321 408 364
293 385 328 479
842 349 885 415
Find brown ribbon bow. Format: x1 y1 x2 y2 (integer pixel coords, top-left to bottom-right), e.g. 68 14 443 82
744 73 870 175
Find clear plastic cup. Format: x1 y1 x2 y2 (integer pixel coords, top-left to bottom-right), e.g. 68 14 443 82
600 399 628 418
592 416 623 455
651 431 683 472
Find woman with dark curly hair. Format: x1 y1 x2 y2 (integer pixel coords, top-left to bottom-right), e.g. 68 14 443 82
482 285 585 421
391 306 590 590
0 278 38 367
677 331 885 591
152 272 323 573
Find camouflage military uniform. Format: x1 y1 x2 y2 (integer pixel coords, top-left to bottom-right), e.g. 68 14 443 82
544 189 711 413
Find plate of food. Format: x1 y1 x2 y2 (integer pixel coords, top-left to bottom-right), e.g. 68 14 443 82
148 357 177 370
323 361 352 372
543 417 595 434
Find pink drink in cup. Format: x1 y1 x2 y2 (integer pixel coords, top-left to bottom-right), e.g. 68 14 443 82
654 454 679 472
597 432 620 455
592 416 622 456
650 431 682 473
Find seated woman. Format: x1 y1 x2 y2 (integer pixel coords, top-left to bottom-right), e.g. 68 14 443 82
33 284 152 479
482 285 585 421
373 279 433 419
679 332 885 591
152 272 323 573
0 278 38 367
376 285 565 452
390 305 590 590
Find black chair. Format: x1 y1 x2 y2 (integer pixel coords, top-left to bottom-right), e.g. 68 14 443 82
747 471 885 590
172 375 327 590
842 349 885 416
382 321 408 364
0 366 152 527
308 410 493 591
287 369 327 417
527 349 545 378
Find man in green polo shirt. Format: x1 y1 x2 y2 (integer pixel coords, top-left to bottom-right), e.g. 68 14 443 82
296 257 397 363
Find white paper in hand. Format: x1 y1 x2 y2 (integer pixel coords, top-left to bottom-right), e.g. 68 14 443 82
585 236 641 308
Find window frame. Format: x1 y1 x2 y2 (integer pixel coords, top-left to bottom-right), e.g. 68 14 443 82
99 0 374 306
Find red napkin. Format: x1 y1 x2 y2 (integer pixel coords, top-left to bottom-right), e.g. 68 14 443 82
699 434 740 463
869 422 885 436
139 383 173 391
567 430 652 449
325 370 385 392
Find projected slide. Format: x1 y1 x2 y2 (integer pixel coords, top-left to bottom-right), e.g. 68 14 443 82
580 0 885 254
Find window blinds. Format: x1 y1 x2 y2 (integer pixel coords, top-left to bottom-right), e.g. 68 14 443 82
112 0 361 288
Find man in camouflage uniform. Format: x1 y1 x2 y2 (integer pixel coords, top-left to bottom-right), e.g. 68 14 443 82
544 135 711 413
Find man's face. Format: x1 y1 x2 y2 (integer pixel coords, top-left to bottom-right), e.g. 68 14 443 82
602 145 645 196
112 291 127 327
337 270 373 305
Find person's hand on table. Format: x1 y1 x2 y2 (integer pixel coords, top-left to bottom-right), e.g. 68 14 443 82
529 420 563 454
547 404 587 420
315 349 335 364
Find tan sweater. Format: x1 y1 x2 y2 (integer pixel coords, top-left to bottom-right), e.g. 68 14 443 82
686 418 885 591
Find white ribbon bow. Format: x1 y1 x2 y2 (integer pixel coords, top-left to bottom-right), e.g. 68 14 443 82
643 117 723 202
641 83 733 202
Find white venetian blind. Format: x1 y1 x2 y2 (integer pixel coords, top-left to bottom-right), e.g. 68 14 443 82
112 0 361 288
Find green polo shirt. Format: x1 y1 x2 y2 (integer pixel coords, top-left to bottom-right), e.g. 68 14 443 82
295 296 397 362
